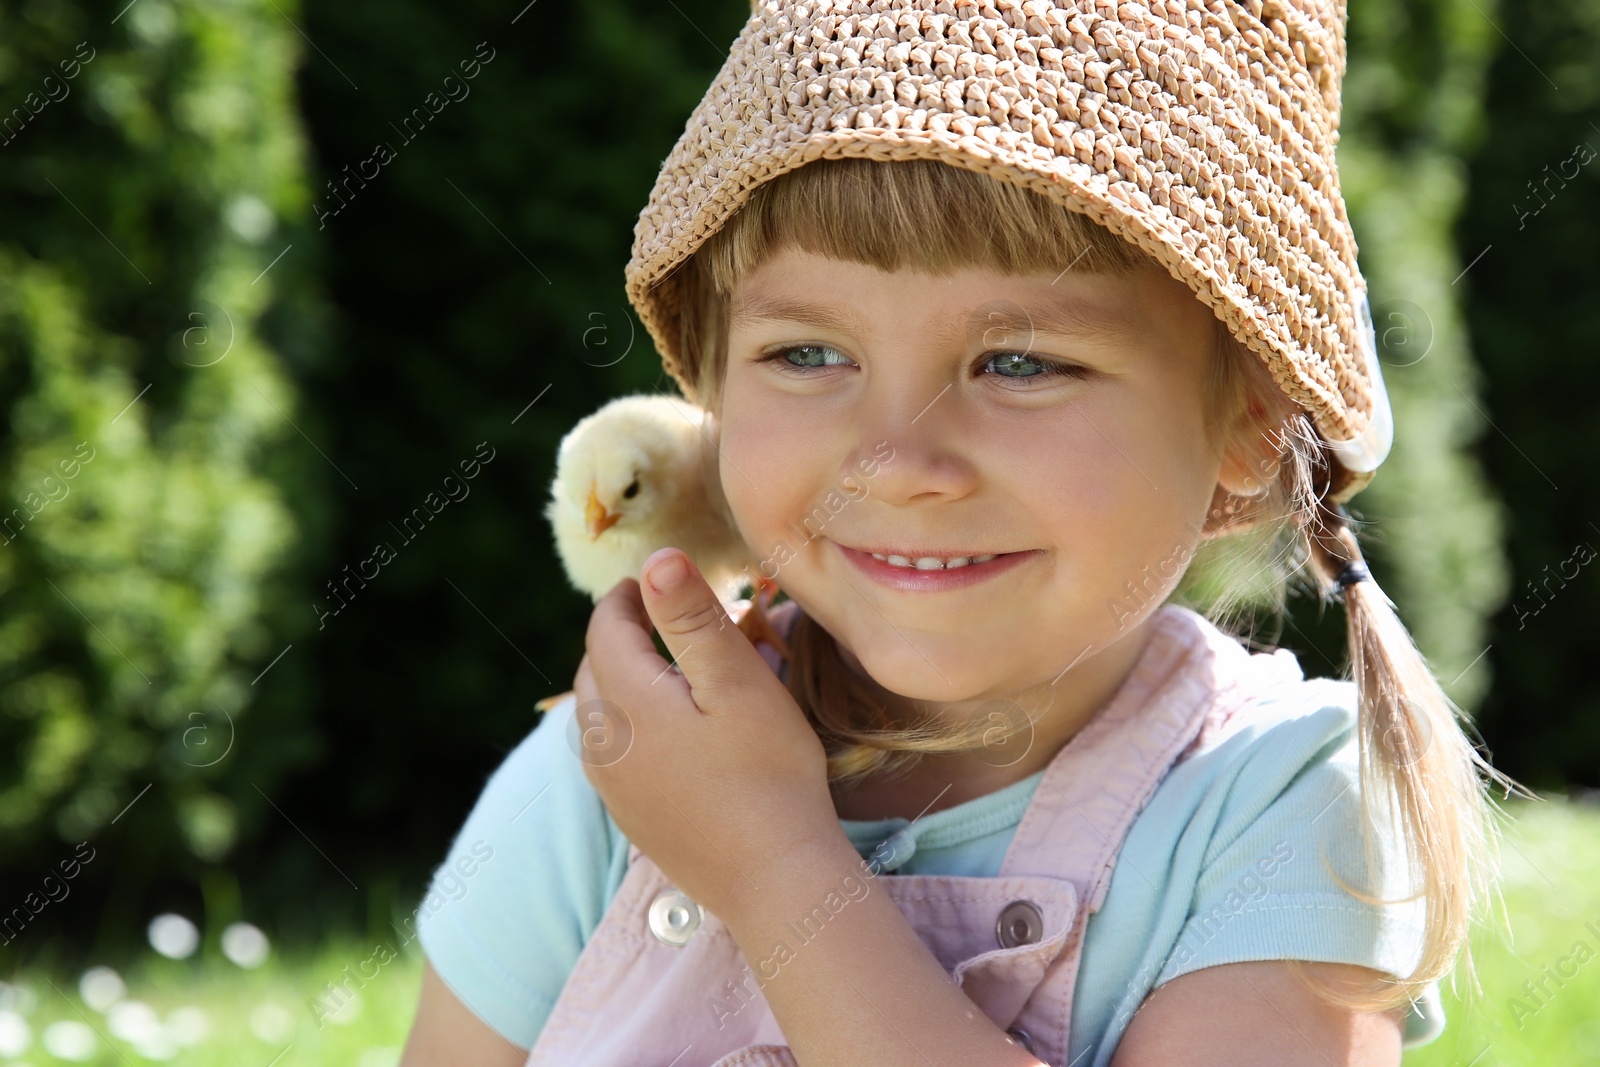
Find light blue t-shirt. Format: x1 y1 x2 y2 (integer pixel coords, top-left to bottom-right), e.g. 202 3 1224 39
416 674 1445 1062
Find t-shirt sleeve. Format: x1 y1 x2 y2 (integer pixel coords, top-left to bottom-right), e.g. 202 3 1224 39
414 694 627 1051
1151 697 1446 1049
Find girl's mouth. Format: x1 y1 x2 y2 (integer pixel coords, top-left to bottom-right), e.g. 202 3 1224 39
834 542 1039 591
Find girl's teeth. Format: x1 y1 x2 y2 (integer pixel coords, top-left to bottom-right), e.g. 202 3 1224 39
869 552 998 569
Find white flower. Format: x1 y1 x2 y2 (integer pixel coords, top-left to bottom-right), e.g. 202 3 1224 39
326 990 363 1026
249 1003 293 1042
78 967 125 1012
148 913 201 959
167 1005 210 1046
42 1020 97 1061
222 922 271 968
134 1025 180 1061
108 1000 161 1043
0 1010 31 1056
0 979 37 1014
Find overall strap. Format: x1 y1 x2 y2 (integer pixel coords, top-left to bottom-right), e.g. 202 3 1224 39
999 605 1258 905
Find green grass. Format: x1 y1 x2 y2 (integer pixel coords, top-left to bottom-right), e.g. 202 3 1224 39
1401 795 1600 1066
0 936 424 1065
1 797 1597 1064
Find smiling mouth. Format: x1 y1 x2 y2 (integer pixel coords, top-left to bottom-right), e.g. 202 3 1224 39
834 542 1039 589
843 541 1018 563
864 551 1000 570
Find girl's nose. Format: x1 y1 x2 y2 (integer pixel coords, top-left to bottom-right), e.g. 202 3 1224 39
843 395 981 505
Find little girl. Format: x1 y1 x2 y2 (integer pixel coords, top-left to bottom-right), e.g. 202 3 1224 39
401 2 1525 1064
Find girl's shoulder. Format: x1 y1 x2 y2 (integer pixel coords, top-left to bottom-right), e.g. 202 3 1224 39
1158 604 1360 770
1171 675 1366 828
1187 671 1360 766
1137 609 1385 862
413 692 632 1050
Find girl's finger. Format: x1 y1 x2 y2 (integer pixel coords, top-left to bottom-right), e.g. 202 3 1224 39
636 547 765 710
573 652 597 706
587 578 676 693
587 578 657 645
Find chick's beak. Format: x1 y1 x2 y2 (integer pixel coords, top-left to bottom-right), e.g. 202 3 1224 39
585 481 622 540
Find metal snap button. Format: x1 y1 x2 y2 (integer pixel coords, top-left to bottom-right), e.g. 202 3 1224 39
996 899 1043 948
648 888 702 947
1005 1027 1036 1055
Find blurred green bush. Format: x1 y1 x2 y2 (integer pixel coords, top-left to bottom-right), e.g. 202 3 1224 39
0 0 331 953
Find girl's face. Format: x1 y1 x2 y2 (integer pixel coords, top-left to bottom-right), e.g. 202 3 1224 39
717 245 1251 710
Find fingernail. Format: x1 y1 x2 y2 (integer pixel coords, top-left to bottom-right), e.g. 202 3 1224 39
647 552 688 594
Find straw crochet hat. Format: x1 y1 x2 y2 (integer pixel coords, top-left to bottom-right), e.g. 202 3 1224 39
624 0 1394 505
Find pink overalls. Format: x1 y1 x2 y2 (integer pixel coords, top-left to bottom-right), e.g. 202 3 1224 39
526 601 1304 1066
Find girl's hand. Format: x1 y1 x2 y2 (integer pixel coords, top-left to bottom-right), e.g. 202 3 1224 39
572 547 841 922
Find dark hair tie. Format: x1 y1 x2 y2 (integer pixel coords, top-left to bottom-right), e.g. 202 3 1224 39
1337 559 1372 589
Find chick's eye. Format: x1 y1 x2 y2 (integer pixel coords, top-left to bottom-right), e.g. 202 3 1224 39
622 478 640 499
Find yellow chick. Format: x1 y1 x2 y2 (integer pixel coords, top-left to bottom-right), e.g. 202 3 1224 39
537 394 789 712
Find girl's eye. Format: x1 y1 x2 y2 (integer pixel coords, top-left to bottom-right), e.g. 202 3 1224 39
982 351 1090 384
757 344 854 372
754 345 1088 385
